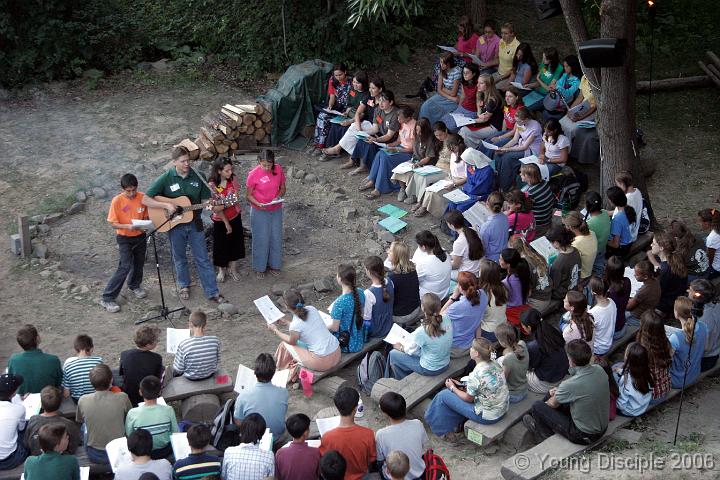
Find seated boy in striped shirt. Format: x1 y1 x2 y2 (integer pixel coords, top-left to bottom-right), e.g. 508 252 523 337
173 311 220 381
62 335 103 401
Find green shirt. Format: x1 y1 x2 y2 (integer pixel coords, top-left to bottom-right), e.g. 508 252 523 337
125 404 179 451
536 63 564 95
502 341 530 395
554 364 609 435
586 211 611 254
348 89 370 117
23 451 79 480
145 167 211 203
8 349 62 395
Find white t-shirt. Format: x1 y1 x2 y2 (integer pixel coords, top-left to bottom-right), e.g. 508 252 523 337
411 248 452 300
114 459 173 480
590 298 617 355
614 188 643 242
289 306 340 356
707 230 720 271
449 154 468 179
0 399 26 460
543 134 570 165
451 231 481 275
480 292 507 333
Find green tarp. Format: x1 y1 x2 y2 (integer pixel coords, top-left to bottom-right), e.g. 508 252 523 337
259 59 333 146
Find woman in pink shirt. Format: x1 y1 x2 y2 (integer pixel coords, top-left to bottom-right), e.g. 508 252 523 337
245 150 287 278
473 20 501 74
505 189 536 241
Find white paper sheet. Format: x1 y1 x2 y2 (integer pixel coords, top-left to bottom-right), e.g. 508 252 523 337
316 415 341 437
413 165 444 175
437 45 458 53
467 53 483 65
319 310 334 327
254 295 285 324
391 162 415 174
481 140 499 151
166 328 191 354
519 155 550 181
139 397 167 407
282 439 321 448
450 113 476 127
106 436 132 473
425 179 454 193
131 219 154 228
22 393 41 420
234 364 290 393
462 202 492 228
384 323 416 351
443 189 470 203
80 467 89 480
171 432 191 461
259 428 273 451
624 267 643 298
323 108 345 115
510 81 532 90
261 198 285 207
530 236 558 263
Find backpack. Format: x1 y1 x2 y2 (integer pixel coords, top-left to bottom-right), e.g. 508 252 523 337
356 350 386 395
211 398 240 451
549 166 586 211
423 449 451 480
637 197 652 234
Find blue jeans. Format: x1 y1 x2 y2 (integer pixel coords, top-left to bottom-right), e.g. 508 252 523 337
625 310 640 328
613 324 627 340
425 388 503 436
250 207 283 273
509 389 528 404
495 150 525 192
441 105 476 133
385 349 449 380
0 435 27 470
369 151 412 194
168 222 219 299
86 446 110 464
102 233 147 301
419 94 460 127
479 329 497 342
591 251 606 276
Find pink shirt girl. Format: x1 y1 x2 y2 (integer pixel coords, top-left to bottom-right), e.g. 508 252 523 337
246 164 286 212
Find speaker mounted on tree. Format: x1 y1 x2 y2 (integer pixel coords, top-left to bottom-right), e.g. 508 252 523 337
533 0 562 20
579 38 627 68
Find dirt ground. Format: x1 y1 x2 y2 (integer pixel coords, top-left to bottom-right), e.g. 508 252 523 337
0 58 719 478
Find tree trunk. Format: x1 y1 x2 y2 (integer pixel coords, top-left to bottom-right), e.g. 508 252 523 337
558 0 600 88
465 0 487 28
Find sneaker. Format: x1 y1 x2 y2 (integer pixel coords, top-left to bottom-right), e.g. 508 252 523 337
130 287 147 299
397 188 407 202
522 414 537 435
100 299 120 313
403 194 416 204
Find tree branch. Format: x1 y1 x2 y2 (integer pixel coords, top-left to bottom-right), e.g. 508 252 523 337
558 0 600 89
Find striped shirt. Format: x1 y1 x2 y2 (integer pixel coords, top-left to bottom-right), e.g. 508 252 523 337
527 182 555 227
441 66 462 90
173 336 220 380
61 356 103 399
173 452 222 480
125 404 179 450
222 443 275 480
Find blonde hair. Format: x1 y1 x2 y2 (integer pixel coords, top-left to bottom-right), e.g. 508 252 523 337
508 236 547 277
520 163 542 184
471 337 493 362
421 293 445 338
674 297 695 344
389 241 414 274
562 211 590 235
477 74 503 112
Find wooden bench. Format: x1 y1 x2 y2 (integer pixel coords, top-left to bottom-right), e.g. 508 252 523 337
58 396 77 420
464 392 544 447
626 232 654 266
162 369 234 402
308 338 384 385
370 357 468 411
605 325 639 359
500 361 720 480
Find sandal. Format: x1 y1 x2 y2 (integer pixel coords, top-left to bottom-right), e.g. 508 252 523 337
268 268 281 277
358 182 373 192
364 191 381 200
209 294 227 304
413 207 428 217
321 149 340 157
179 287 190 300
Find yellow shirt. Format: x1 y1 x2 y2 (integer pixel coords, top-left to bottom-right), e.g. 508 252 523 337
572 231 598 279
498 37 520 77
579 76 596 107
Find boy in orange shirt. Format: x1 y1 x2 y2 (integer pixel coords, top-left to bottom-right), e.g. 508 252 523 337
100 173 150 313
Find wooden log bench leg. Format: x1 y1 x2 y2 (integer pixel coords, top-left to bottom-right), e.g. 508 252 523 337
180 394 221 423
313 376 350 397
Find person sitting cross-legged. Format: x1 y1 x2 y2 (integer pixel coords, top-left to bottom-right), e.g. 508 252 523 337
523 339 609 445
173 310 220 381
125 376 178 460
114 428 172 480
172 423 221 480
22 424 79 480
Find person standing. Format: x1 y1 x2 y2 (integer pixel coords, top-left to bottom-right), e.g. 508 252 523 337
209 157 245 283
142 146 225 303
100 173 149 313
246 149 286 278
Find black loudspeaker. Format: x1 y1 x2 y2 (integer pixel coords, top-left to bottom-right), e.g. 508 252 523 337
579 38 627 67
534 0 562 20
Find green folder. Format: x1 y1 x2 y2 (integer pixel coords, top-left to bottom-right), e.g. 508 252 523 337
377 204 408 218
378 217 407 233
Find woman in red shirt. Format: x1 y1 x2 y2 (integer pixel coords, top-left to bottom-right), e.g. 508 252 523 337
209 157 245 282
440 63 480 133
504 189 536 242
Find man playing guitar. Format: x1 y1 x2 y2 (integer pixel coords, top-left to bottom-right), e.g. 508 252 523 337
142 146 226 304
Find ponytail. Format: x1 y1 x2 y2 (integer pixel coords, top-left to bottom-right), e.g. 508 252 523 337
625 205 637 226
421 293 446 338
457 271 480 306
655 232 688 278
487 191 504 214
495 323 525 360
283 288 308 321
698 208 720 234
363 256 390 303
444 210 484 260
675 297 695 345
566 291 594 342
338 264 363 330
415 230 447 263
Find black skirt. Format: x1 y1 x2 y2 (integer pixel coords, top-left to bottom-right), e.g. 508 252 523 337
213 214 245 267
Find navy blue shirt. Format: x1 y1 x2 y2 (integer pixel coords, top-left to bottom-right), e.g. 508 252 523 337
173 452 222 480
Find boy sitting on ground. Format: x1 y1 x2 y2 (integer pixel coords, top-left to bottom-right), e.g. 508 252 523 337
173 311 221 381
22 424 79 480
275 413 321 480
77 364 132 465
233 353 289 441
172 423 221 480
319 387 376 480
386 450 411 480
523 339 609 445
8 325 62 395
62 334 103 401
125 375 178 460
120 325 164 406
376 392 430 480
25 386 81 456
115 429 172 480
0 374 28 471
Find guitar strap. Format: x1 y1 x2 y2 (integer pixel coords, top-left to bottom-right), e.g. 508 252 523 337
189 164 215 231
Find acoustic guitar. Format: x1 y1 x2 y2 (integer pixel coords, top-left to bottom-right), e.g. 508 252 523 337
147 194 241 233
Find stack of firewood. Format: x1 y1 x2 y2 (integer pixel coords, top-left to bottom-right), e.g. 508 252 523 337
176 102 273 162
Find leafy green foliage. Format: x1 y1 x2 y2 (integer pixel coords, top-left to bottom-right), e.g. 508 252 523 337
346 0 424 27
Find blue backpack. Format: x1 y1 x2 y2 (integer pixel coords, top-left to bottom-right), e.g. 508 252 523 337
357 351 385 395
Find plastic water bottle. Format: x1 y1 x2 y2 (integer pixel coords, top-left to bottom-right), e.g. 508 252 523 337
355 398 365 419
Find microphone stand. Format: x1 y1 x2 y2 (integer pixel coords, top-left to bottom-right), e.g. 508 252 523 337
135 206 186 326
672 299 704 445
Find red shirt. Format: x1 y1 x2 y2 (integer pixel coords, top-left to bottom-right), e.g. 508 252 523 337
320 425 376 480
327 78 349 96
210 177 241 222
507 211 536 241
456 33 480 54
275 442 321 480
460 83 478 112
503 102 523 130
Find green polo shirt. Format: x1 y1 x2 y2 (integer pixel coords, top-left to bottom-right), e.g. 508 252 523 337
23 451 80 480
554 364 609 435
145 167 211 204
8 349 63 395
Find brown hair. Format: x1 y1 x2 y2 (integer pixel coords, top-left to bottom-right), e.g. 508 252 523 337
505 189 532 213
634 259 655 279
487 191 504 213
38 424 66 453
509 235 547 278
457 271 481 305
614 170 634 189
387 450 411 479
73 334 93 353
655 232 688 278
565 291 594 342
16 324 39 350
477 74 503 113
89 364 113 390
588 275 608 297
172 145 190 160
364 256 390 303
258 149 278 176
421 293 446 337
636 310 672 369
520 163 542 184
501 22 515 34
562 211 590 235
478 259 508 306
698 208 720 234
457 15 475 40
134 325 160 349
40 386 63 413
283 288 308 320
669 220 695 261
439 52 456 81
338 264 363 330
674 296 695 344
189 310 207 328
495 323 525 360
